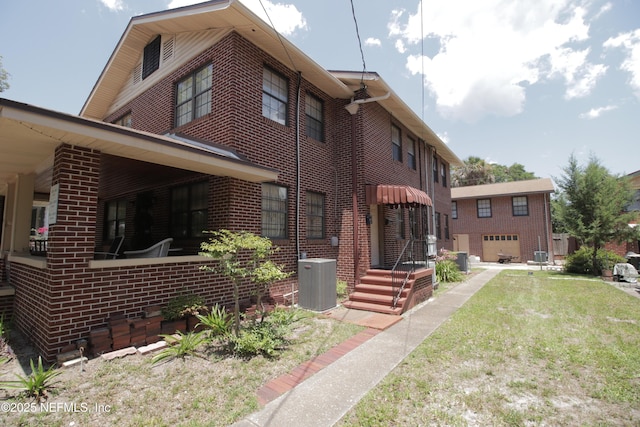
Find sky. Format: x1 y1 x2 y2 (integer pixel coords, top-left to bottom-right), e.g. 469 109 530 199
1 0 639 182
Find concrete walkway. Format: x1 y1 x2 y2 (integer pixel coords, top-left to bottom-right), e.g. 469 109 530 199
233 267 503 427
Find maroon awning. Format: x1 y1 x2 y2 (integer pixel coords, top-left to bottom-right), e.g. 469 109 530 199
365 185 432 207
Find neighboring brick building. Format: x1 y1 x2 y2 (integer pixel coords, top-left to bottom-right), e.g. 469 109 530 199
451 179 554 263
0 1 460 360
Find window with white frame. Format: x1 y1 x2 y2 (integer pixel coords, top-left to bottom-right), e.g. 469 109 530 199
175 64 212 127
392 125 402 161
407 138 416 170
452 201 458 219
306 191 325 239
305 93 324 141
477 198 492 218
262 67 288 125
262 183 288 239
512 196 529 216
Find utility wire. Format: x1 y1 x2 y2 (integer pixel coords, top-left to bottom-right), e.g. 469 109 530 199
258 0 297 71
349 0 367 88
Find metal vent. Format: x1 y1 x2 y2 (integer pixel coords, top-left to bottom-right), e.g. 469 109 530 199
162 37 175 63
132 63 142 85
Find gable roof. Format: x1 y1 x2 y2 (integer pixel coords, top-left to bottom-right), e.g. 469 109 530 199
451 178 555 200
80 0 460 167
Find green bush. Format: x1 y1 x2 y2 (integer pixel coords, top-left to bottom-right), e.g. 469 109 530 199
227 321 287 357
337 280 348 300
564 247 625 275
436 259 464 283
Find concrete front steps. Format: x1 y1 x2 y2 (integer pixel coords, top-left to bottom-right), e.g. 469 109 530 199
342 269 415 315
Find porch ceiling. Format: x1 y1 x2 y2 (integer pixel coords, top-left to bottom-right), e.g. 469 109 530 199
0 98 278 195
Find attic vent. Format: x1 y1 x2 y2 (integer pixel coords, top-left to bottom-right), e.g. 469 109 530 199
162 37 175 63
132 63 142 85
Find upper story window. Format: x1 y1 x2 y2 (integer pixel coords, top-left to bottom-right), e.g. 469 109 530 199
170 181 208 238
142 35 161 80
105 199 126 240
262 67 288 125
114 113 132 128
512 196 529 216
441 163 447 187
305 93 324 141
262 183 288 239
433 156 439 183
175 64 213 127
477 198 492 218
306 191 325 239
392 125 402 162
452 201 458 219
407 138 416 170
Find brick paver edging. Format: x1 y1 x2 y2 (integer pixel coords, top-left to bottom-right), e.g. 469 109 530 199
257 328 380 405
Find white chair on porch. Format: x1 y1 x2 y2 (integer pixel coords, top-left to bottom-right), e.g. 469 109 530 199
94 235 124 259
124 238 173 259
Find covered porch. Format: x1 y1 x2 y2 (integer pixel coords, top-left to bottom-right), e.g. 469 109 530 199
0 98 278 361
342 184 436 315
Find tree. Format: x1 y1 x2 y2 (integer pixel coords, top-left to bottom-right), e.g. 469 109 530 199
554 154 639 275
492 163 537 183
451 156 495 187
199 230 291 335
451 156 537 187
0 56 9 93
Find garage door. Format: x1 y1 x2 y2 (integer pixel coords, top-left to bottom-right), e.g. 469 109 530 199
482 234 520 262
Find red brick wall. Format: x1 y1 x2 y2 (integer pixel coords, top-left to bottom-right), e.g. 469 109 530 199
452 192 553 262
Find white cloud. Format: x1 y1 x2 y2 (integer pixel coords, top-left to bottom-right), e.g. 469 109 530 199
395 39 406 54
100 0 124 12
437 131 449 144
365 37 382 47
167 0 307 36
604 29 640 98
390 0 607 122
578 104 617 119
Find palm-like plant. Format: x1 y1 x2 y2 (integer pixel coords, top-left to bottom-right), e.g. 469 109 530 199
196 304 232 339
151 331 207 365
0 356 61 398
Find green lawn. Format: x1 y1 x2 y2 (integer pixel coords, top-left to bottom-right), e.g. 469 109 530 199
339 270 640 426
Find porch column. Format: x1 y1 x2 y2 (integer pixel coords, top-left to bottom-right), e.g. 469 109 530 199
40 144 100 361
2 174 35 253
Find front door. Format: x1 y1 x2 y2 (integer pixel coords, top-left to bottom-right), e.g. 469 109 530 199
369 205 384 267
453 234 470 253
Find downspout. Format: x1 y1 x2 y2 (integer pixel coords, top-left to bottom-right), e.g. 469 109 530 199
295 72 302 261
544 192 551 262
430 146 437 242
350 112 360 286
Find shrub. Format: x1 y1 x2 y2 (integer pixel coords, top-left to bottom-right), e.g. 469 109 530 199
565 247 625 275
162 293 207 321
227 321 287 358
337 280 348 300
436 259 464 283
225 307 300 357
0 356 61 398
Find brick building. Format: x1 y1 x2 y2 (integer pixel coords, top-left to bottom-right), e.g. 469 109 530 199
0 0 460 360
451 178 554 263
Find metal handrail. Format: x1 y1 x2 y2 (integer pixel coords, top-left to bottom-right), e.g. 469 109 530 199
391 239 426 308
